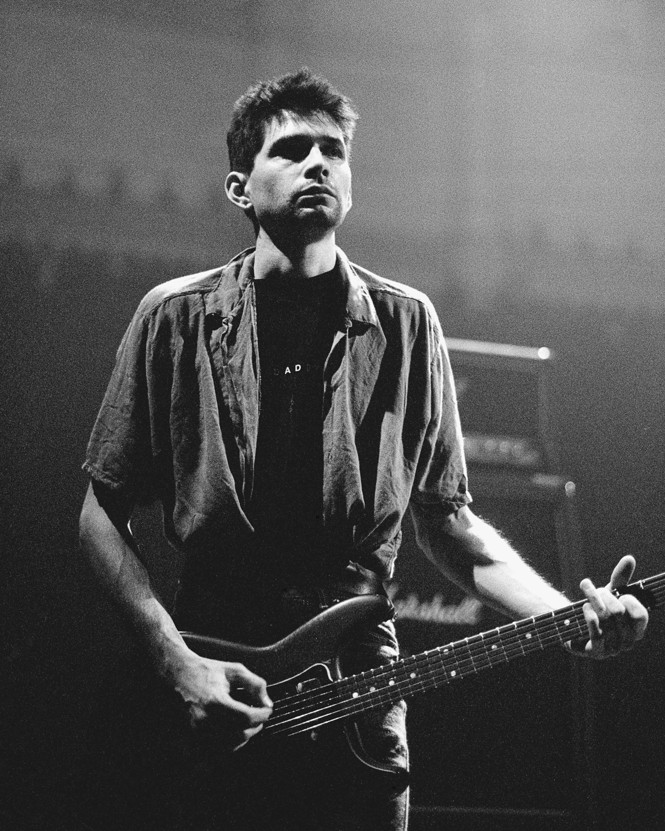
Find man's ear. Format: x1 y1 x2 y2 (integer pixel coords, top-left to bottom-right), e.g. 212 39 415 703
225 171 251 211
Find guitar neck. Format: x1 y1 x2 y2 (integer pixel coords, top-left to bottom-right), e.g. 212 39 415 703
265 573 665 738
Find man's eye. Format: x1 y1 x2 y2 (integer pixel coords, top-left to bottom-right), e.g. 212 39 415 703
324 143 345 159
275 138 310 161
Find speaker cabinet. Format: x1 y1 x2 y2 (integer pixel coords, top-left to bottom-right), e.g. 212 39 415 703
390 470 592 831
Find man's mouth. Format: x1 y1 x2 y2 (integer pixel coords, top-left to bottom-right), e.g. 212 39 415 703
298 186 335 199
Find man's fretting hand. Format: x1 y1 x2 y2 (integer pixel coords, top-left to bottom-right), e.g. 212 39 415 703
572 555 649 659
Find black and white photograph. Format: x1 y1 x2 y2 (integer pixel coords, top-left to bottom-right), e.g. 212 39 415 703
2 2 664 829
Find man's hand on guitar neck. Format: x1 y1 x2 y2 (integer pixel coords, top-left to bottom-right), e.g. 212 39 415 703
164 646 273 751
416 506 649 659
570 554 649 659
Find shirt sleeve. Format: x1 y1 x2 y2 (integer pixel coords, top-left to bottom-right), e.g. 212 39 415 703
82 301 167 504
408 303 471 549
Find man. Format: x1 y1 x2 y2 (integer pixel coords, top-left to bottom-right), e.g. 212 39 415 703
79 69 648 831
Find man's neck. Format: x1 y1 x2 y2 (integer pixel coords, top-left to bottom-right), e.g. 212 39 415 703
253 229 337 280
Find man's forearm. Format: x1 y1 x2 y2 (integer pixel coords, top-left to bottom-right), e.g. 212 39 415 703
470 549 569 619
413 504 569 619
78 482 190 681
79 481 274 743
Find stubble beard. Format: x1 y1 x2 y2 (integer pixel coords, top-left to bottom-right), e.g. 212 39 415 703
264 200 346 247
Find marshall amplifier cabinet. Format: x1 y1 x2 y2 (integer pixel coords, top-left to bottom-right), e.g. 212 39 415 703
445 337 558 473
390 339 593 831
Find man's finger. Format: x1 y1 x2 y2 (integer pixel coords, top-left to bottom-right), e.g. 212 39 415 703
227 663 273 708
618 593 649 646
608 555 636 591
232 723 265 752
223 696 273 728
580 579 606 618
582 600 602 639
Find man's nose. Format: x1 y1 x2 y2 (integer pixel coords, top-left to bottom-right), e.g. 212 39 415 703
304 145 329 178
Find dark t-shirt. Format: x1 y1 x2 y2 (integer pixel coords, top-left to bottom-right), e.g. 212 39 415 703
249 269 342 575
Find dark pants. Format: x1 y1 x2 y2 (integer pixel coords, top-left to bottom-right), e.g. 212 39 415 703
158 713 409 831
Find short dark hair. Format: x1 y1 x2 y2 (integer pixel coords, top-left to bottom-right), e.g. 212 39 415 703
226 68 359 174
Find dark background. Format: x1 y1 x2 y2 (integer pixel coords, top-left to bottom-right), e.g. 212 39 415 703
2 2 664 829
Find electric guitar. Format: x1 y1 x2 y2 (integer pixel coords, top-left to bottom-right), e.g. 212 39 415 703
181 573 662 747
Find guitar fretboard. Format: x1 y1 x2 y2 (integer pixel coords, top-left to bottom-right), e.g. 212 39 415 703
264 573 664 738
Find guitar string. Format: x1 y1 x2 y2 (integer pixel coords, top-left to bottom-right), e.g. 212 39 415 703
267 616 576 720
267 597 610 723
270 585 664 737
266 581 665 735
270 604 664 732
263 609 589 735
264 576 664 737
263 616 589 736
268 575 665 721
268 615 632 737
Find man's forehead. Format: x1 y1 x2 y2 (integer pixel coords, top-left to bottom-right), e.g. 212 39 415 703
262 112 346 145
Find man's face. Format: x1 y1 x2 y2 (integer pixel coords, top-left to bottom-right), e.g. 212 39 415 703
241 112 353 240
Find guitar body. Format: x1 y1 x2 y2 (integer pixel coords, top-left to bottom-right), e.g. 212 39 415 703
182 593 404 776
181 593 394 683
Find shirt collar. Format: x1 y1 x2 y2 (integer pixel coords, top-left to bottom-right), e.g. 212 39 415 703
204 248 255 321
335 247 380 329
206 246 379 330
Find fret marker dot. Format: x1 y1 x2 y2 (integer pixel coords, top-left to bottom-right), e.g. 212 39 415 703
565 619 571 626
491 644 498 650
352 692 359 698
370 686 376 692
389 679 395 686
451 670 457 677
410 672 416 679
526 633 532 639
